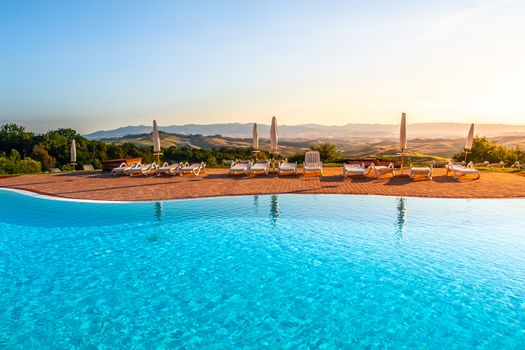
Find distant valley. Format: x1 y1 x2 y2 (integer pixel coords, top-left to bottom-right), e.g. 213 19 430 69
85 122 525 140
97 131 525 159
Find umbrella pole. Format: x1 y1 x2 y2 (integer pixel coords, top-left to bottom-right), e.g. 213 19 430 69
400 150 404 175
153 152 161 165
463 149 468 163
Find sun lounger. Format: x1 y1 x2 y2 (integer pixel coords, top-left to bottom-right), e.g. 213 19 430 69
250 160 270 176
511 161 525 169
278 161 298 176
303 151 323 176
431 160 449 168
368 163 395 178
49 168 62 173
111 162 140 176
126 163 158 176
487 161 506 168
229 160 251 176
446 161 480 179
82 164 95 171
157 162 182 176
180 162 206 176
343 163 366 178
409 164 433 180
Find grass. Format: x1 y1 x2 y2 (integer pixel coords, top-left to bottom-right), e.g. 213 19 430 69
476 167 525 174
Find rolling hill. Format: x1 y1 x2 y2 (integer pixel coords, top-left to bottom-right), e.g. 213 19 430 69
99 131 525 160
85 122 525 140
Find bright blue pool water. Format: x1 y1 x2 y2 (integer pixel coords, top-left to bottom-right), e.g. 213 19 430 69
1 189 525 349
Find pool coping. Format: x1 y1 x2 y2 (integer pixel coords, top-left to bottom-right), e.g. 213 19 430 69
2 186 524 204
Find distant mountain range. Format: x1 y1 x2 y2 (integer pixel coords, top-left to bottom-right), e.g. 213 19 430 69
85 122 525 140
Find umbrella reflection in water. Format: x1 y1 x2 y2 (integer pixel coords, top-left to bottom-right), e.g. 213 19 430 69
270 195 280 225
154 201 164 222
396 197 407 241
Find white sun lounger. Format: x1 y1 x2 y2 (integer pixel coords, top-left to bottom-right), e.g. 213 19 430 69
511 161 525 169
229 160 251 176
487 161 506 168
368 163 395 178
157 162 182 176
303 151 323 176
278 161 298 176
126 163 158 176
409 164 433 180
343 163 366 178
180 162 206 176
446 161 480 179
111 162 141 176
249 160 270 176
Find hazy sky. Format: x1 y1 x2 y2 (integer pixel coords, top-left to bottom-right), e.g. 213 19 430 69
1 0 524 133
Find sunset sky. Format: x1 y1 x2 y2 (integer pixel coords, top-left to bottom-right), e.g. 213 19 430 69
1 0 524 133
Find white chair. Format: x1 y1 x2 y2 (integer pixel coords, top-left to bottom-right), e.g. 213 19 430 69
111 162 140 176
180 162 206 176
229 160 251 176
126 163 158 176
343 163 366 178
303 151 323 176
409 164 433 180
368 163 395 178
278 161 298 176
446 161 480 179
249 160 270 176
157 162 182 176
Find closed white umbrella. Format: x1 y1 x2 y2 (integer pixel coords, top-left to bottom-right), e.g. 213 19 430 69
70 139 76 163
464 123 474 162
152 120 161 164
152 120 161 153
465 123 474 150
270 116 278 154
400 113 407 151
399 113 407 173
252 123 259 150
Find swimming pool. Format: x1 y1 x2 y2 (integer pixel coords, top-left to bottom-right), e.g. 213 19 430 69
1 189 524 349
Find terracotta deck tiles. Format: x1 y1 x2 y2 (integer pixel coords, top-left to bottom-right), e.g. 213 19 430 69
1 168 525 201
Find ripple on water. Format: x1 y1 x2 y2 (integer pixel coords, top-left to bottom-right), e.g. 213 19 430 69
0 191 525 348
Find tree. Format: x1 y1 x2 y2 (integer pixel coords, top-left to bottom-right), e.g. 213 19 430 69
310 142 342 163
31 143 56 171
0 124 35 157
452 137 509 163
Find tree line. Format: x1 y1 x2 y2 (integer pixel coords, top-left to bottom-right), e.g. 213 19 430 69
0 124 270 174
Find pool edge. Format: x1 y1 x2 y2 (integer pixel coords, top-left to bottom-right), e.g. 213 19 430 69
2 186 524 204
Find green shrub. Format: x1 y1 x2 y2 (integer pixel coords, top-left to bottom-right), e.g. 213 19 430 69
61 164 75 172
0 156 41 174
